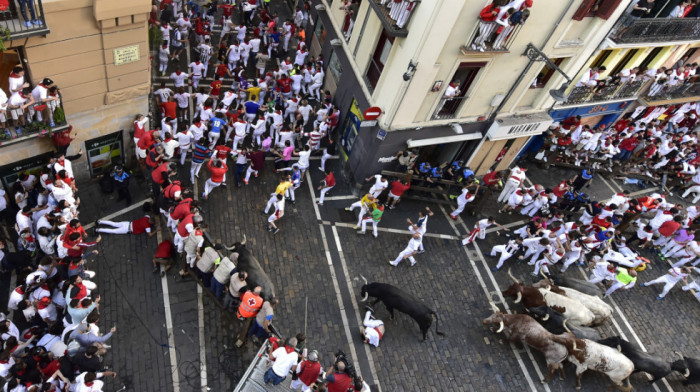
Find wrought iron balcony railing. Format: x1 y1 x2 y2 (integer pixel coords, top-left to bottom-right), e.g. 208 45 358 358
0 97 69 145
462 20 523 53
432 96 468 120
610 17 700 44
642 81 700 103
0 0 50 40
367 0 419 38
560 79 648 106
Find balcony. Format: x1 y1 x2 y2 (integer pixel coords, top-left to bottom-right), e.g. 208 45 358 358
462 20 522 54
0 98 69 147
432 96 467 120
639 81 700 105
0 0 49 40
367 0 419 38
559 79 648 107
609 17 700 45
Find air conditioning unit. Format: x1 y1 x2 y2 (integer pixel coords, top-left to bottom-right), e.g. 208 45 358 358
486 113 553 141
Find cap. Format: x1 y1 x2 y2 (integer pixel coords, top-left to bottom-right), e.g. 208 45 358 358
308 350 318 362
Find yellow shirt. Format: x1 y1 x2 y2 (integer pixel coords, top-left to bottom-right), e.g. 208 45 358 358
276 181 293 195
360 194 376 210
247 86 261 102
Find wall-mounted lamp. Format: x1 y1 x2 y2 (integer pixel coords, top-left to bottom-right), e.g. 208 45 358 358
402 61 418 81
330 38 343 47
315 4 326 11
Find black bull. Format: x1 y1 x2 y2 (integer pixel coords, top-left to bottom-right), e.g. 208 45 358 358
227 239 276 301
360 279 444 341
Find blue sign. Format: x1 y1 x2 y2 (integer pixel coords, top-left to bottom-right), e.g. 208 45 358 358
549 100 633 122
376 129 386 141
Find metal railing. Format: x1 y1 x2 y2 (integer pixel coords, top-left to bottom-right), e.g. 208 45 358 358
463 20 523 53
0 0 49 39
368 0 419 38
560 79 648 106
642 81 700 102
0 97 68 142
432 96 468 120
610 16 700 44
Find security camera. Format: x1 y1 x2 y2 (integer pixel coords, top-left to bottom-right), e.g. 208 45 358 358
403 73 411 81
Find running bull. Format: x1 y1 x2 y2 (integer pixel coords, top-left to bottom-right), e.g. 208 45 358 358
552 322 634 391
482 303 568 383
597 336 673 384
226 235 276 300
671 351 700 386
528 305 600 341
359 276 444 341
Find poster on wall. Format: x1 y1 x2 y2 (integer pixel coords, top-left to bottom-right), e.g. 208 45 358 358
0 152 55 193
86 130 123 176
340 98 364 160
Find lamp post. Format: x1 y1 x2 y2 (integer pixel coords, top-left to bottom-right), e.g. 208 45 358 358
488 43 574 124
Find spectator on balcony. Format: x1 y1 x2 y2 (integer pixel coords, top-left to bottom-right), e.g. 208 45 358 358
472 2 501 52
31 78 58 127
340 0 359 39
493 8 530 50
8 86 35 138
668 0 691 18
575 66 606 88
618 67 639 84
17 0 42 28
8 66 28 95
687 1 700 17
616 0 654 38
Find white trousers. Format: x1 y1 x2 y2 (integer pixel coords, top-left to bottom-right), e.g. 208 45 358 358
191 162 204 183
645 275 680 298
319 186 334 204
605 280 629 296
391 247 416 266
451 196 475 218
96 220 130 234
682 185 700 203
498 181 518 203
265 194 278 213
174 232 185 253
179 148 189 165
350 201 367 226
560 253 581 272
360 218 378 237
491 245 514 269
203 179 221 197
245 166 258 182
321 149 332 171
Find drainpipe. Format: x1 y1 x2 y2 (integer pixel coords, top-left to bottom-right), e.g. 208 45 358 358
383 0 444 129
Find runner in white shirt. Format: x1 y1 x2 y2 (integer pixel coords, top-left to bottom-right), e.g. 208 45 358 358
154 83 173 103
641 267 690 299
389 232 423 267
461 217 508 246
365 174 388 198
188 61 206 89
195 39 214 77
295 145 311 175
173 88 191 123
240 40 252 67
189 120 206 141
175 129 194 165
170 69 190 88
297 100 313 126
294 49 308 66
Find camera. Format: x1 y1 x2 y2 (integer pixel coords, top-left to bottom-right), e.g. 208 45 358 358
333 350 357 378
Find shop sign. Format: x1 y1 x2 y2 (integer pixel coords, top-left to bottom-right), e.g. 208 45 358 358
86 131 123 176
0 152 54 192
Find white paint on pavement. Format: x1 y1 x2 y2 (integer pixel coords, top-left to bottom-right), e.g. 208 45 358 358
305 172 382 390
155 228 181 392
197 285 209 390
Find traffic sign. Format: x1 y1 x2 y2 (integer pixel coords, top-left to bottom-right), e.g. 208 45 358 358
363 106 382 120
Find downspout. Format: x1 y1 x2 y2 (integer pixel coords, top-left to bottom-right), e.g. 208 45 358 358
383 0 444 129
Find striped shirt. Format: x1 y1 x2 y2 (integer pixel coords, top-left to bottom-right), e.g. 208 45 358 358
192 143 211 163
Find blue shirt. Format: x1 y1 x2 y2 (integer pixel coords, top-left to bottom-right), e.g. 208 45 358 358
210 117 225 134
112 171 129 183
462 168 474 178
419 163 431 174
244 101 260 114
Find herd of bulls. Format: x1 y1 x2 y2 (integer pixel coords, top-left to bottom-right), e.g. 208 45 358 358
482 269 700 391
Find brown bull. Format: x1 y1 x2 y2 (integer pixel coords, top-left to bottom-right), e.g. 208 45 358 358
501 268 547 308
482 303 568 383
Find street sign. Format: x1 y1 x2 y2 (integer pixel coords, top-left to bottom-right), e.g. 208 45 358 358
363 106 382 120
376 129 387 141
360 120 377 127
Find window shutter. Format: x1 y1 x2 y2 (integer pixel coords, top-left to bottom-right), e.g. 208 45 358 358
596 0 623 20
572 0 598 21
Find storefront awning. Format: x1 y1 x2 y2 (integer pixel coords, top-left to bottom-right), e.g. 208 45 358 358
406 132 482 148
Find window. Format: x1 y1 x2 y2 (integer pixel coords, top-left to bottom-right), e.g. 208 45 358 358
610 49 639 76
328 50 343 84
365 29 394 91
0 48 29 94
434 62 485 119
639 47 663 70
591 50 612 69
531 58 565 89
573 0 623 20
314 17 326 46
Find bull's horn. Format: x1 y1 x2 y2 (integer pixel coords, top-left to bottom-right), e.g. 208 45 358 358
508 268 520 284
360 275 368 285
360 292 368 302
224 243 236 251
675 351 684 360
617 345 622 353
541 314 549 321
241 234 247 245
514 292 522 304
540 270 549 281
544 285 551 292
572 341 578 351
562 319 572 334
684 369 691 378
496 321 504 333
489 302 500 313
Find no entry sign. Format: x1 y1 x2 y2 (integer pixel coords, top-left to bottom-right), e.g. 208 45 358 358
363 106 382 120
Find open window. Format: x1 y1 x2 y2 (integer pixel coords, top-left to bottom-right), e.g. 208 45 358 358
572 0 623 20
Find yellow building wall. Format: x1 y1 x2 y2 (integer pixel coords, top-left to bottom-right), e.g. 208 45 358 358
0 0 151 179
